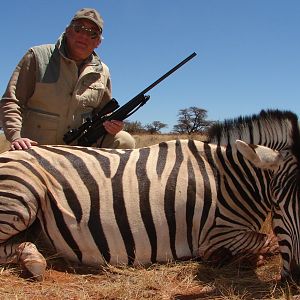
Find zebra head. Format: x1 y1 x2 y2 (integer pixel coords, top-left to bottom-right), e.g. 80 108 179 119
208 109 300 281
236 126 300 282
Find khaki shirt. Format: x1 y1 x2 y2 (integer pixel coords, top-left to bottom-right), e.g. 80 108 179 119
0 34 111 145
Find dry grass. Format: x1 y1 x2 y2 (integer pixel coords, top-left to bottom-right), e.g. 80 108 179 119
133 133 207 148
0 255 298 299
0 133 10 153
0 133 300 299
0 132 205 152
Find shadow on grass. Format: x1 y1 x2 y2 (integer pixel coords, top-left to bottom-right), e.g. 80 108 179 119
173 257 300 299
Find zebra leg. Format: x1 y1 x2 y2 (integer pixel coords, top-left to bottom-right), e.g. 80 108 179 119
200 231 279 268
0 240 47 281
16 242 47 281
230 232 279 268
0 182 46 279
0 225 47 281
253 231 279 266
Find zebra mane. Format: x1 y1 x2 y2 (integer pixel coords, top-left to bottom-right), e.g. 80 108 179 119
207 109 300 155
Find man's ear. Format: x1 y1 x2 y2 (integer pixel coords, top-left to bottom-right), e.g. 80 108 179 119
96 38 101 48
235 140 282 170
65 26 71 37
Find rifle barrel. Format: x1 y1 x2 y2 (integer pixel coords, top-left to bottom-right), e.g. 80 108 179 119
66 52 197 146
140 52 197 95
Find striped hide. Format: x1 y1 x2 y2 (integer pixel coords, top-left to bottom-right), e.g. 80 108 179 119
0 109 299 281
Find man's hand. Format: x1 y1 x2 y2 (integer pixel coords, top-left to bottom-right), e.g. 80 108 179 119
103 120 124 135
10 138 38 150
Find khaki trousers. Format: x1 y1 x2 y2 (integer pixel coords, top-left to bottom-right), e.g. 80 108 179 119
96 131 135 149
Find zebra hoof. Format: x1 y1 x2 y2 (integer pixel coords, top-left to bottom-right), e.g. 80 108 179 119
16 242 47 281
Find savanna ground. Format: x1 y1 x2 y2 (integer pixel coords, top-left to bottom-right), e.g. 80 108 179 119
0 133 300 299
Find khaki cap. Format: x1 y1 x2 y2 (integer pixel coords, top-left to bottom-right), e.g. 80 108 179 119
72 8 104 32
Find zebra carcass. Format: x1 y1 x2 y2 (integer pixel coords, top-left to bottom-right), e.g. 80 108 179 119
0 109 299 282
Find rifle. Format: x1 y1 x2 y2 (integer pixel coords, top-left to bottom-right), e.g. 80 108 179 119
63 52 197 146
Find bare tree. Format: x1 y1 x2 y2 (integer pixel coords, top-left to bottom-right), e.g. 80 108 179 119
144 121 168 134
173 107 212 134
124 120 146 134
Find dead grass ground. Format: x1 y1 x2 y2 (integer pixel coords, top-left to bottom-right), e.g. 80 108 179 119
0 133 299 299
133 133 207 148
0 133 10 153
0 255 298 299
0 133 204 152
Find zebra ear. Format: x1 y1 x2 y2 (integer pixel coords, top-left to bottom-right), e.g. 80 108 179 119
235 140 282 170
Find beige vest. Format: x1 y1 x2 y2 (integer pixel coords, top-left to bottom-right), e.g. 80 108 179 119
21 43 110 145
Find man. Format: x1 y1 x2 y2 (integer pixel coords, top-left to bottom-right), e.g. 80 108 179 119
0 8 135 150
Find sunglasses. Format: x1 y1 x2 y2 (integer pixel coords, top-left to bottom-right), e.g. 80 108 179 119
71 23 101 39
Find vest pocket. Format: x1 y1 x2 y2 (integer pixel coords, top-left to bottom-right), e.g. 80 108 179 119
79 81 104 109
22 110 59 145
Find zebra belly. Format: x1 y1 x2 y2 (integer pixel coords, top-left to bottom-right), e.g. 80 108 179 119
43 198 199 266
44 191 217 267
28 141 218 266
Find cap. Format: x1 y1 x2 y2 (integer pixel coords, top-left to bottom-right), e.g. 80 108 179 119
72 8 103 32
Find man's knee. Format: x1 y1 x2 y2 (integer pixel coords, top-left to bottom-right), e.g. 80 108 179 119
97 131 135 149
113 131 135 149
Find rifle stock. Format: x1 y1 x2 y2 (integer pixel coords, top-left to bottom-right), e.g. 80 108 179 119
77 94 150 146
63 52 197 147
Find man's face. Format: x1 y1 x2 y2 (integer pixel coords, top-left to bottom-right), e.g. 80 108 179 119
65 19 101 61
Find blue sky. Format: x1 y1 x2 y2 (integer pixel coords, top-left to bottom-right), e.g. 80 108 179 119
1 1 299 132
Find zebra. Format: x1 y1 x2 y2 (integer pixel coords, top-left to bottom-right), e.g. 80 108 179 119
0 109 299 281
